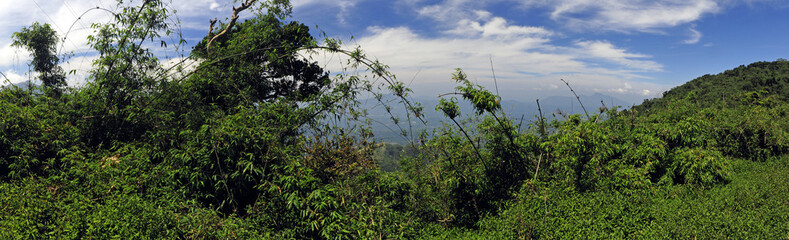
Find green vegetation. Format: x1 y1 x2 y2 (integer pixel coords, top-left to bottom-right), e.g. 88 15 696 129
2 0 789 238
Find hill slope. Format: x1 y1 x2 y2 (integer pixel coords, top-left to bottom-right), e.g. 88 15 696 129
433 60 789 238
634 60 789 113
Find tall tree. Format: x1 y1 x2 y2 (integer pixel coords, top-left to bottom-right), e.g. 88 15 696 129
190 14 330 108
12 22 66 93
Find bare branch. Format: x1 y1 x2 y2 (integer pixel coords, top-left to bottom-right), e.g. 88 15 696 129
206 0 256 53
208 18 217 37
489 56 499 97
560 79 590 120
537 99 546 139
437 92 462 98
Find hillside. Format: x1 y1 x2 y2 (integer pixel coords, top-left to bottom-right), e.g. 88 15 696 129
381 60 789 238
634 60 789 112
624 60 789 160
438 60 789 238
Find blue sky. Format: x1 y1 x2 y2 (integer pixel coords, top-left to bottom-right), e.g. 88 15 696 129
2 0 789 104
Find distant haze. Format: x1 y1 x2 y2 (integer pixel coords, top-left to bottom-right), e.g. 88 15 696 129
362 93 631 144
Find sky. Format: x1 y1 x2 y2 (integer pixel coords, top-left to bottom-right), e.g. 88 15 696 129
1 0 789 105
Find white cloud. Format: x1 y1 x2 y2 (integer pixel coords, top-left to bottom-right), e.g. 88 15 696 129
417 0 479 23
520 0 720 32
574 40 662 71
0 43 31 68
160 56 201 81
0 0 209 85
0 0 675 103
60 55 98 87
209 2 221 11
292 0 362 24
0 69 27 85
311 25 668 103
683 27 703 44
292 0 320 8
447 15 553 39
169 0 229 17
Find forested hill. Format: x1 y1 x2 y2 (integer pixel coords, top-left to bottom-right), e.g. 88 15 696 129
633 60 789 113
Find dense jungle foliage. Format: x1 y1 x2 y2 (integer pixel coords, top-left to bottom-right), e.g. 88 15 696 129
2 0 788 238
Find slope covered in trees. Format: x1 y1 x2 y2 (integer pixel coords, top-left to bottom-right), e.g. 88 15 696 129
636 60 789 111
441 60 789 238
1 0 788 238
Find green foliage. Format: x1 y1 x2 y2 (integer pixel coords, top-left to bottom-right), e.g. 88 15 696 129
11 22 66 93
191 14 329 107
86 0 173 102
436 97 460 119
443 157 789 239
373 143 417 172
635 60 789 111
3 0 789 237
452 69 501 115
168 103 302 214
0 92 80 180
665 147 730 187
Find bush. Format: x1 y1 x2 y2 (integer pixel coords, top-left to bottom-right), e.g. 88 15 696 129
664 147 730 187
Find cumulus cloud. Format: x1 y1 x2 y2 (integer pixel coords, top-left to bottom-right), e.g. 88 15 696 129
0 43 31 68
1 0 119 67
0 0 673 102
59 55 98 86
297 0 670 103
311 25 666 103
447 13 553 39
0 69 27 85
0 0 209 86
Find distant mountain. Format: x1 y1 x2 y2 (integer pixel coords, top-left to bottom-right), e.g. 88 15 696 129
362 93 630 144
1 80 37 90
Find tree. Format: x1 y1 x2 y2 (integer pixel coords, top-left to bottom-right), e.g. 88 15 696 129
190 14 330 108
11 22 66 93
86 0 173 107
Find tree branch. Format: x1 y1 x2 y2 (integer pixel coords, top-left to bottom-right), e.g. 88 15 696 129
560 79 590 120
206 0 256 53
208 18 217 37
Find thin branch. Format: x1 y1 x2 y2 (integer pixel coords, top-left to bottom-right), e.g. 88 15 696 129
97 0 153 98
206 0 256 53
208 18 217 37
59 6 117 56
449 117 488 172
560 79 590 120
0 71 11 85
517 114 525 132
490 55 500 97
532 153 542 182
490 111 515 145
537 99 546 139
437 92 462 98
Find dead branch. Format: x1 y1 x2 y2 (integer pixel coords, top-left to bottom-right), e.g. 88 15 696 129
206 0 256 53
560 79 590 120
208 18 217 37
